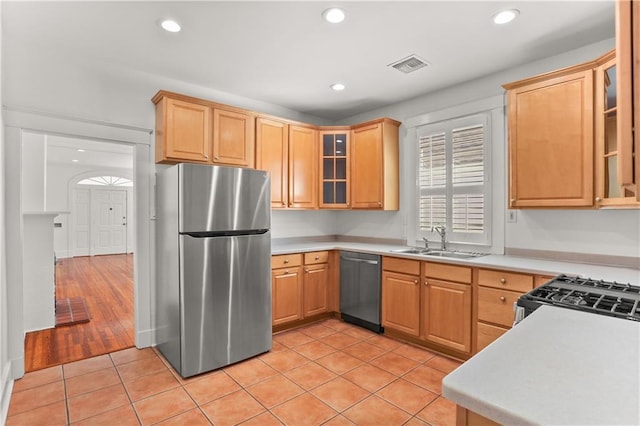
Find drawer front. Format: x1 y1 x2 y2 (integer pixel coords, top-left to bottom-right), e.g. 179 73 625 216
423 262 471 284
272 253 302 269
478 269 533 292
535 275 555 288
476 322 509 352
382 256 421 275
304 251 329 265
477 287 522 327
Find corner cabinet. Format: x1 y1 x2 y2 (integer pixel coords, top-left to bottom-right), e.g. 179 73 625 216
504 66 594 208
153 91 255 168
594 51 639 208
319 129 350 208
351 118 400 210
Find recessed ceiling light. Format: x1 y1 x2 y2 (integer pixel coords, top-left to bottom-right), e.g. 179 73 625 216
493 9 519 25
322 8 345 24
330 83 346 91
160 19 181 33
72 159 79 163
77 149 85 152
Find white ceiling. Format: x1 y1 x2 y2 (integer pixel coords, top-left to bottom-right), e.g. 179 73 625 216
46 135 134 169
3 1 615 120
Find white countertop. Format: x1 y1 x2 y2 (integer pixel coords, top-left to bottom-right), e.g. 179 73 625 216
271 240 640 284
442 305 640 425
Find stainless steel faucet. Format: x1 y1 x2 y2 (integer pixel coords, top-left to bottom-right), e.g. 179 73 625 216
422 237 429 250
432 225 446 250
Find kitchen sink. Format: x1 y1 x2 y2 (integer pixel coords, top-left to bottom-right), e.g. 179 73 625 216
389 248 486 259
389 248 431 254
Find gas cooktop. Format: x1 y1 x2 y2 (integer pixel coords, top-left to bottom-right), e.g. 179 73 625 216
516 274 640 322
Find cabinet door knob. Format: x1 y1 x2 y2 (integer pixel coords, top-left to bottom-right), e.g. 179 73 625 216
500 278 507 284
284 270 289 274
204 154 209 159
214 156 219 160
413 279 418 285
595 197 602 202
424 280 429 286
377 201 382 207
305 269 309 273
500 296 506 302
315 256 319 260
284 259 289 264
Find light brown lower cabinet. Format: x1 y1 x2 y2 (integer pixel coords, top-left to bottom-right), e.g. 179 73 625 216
475 268 535 352
422 262 473 354
271 254 303 326
303 251 329 317
381 257 472 355
272 251 330 328
382 257 421 336
456 406 501 426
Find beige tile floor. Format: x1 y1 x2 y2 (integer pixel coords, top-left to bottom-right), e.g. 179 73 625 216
7 319 462 425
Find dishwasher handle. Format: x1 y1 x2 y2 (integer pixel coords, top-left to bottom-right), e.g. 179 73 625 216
341 256 379 265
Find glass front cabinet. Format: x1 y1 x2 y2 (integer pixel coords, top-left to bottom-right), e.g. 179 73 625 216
595 51 638 208
319 130 350 208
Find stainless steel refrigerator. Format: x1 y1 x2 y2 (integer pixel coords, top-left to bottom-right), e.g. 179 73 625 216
156 163 271 377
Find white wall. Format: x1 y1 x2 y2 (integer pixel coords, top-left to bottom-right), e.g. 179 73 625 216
20 132 46 211
335 38 640 259
0 3 14 422
271 210 336 239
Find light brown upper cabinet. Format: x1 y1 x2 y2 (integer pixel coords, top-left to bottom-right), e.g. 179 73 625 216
289 125 318 209
256 117 289 208
154 96 211 164
350 118 400 210
616 0 639 201
256 118 318 209
319 129 350 209
594 51 639 208
504 66 594 208
153 91 255 167
212 108 255 167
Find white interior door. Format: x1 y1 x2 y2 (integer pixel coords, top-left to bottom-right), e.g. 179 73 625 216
73 189 90 256
91 188 127 255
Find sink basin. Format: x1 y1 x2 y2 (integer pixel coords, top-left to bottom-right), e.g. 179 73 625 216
389 247 430 254
389 248 486 259
422 250 483 259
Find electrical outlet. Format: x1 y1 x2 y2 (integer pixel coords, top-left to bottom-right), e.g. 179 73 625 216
507 210 517 223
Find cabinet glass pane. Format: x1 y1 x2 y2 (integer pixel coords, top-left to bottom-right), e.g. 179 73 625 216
323 134 335 156
336 182 347 204
323 159 334 179
605 155 621 198
605 111 617 154
336 158 347 179
323 182 335 204
604 65 617 110
335 135 347 157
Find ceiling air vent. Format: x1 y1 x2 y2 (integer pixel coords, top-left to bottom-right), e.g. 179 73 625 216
388 54 429 74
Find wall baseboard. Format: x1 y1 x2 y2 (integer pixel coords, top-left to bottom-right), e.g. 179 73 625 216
136 328 154 348
1 362 14 426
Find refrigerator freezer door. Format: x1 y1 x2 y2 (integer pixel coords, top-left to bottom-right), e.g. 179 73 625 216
179 232 271 377
178 164 270 233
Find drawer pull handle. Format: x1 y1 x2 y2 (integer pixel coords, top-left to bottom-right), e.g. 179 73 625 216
315 256 319 260
305 269 309 273
284 259 289 264
500 278 507 284
500 296 506 302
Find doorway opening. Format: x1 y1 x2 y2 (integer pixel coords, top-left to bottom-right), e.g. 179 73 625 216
22 133 136 371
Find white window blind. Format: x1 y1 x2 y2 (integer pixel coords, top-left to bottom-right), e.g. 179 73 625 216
417 114 490 245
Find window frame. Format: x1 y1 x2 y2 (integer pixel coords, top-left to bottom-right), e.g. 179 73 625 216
415 112 492 247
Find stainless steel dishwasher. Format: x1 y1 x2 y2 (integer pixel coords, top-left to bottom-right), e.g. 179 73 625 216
340 251 383 333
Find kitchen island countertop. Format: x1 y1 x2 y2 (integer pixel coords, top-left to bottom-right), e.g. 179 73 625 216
271 240 640 284
442 305 640 425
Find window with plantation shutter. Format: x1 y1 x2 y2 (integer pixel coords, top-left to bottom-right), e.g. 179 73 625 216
417 114 490 246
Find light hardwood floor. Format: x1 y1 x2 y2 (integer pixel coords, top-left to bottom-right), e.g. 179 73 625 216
24 254 135 372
